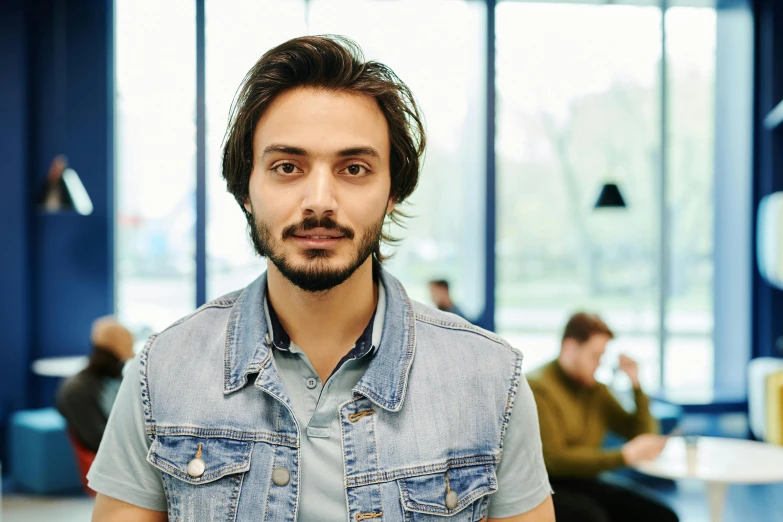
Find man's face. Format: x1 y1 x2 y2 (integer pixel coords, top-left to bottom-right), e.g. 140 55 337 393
429 284 449 309
245 87 394 292
569 334 610 386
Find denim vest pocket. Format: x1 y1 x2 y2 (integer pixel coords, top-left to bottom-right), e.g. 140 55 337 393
398 463 497 521
147 435 253 521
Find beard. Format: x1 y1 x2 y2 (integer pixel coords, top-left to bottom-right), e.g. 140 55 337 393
246 207 384 293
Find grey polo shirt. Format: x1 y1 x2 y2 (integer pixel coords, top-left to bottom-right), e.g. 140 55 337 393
87 283 550 519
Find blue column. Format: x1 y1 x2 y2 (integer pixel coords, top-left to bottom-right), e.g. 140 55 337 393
196 0 207 307
0 0 32 433
752 0 783 359
476 0 497 333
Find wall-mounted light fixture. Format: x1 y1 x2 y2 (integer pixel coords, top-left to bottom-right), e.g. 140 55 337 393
35 1 92 216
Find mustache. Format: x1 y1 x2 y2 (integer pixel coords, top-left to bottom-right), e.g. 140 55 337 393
281 216 355 241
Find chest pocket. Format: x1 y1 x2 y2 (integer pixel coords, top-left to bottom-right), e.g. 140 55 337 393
147 435 253 522
398 463 497 521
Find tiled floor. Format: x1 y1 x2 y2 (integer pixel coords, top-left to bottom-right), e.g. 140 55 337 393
2 482 783 522
2 495 94 522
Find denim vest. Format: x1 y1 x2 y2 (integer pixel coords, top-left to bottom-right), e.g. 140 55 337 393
141 269 524 522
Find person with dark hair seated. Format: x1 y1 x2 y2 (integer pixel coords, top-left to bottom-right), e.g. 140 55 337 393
428 279 467 319
528 312 679 522
56 316 135 453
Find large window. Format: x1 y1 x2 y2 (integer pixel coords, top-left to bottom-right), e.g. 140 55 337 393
664 6 716 393
115 0 196 337
496 2 663 387
496 1 716 393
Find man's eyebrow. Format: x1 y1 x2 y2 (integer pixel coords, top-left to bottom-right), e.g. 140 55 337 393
337 146 381 159
261 144 308 158
260 145 381 160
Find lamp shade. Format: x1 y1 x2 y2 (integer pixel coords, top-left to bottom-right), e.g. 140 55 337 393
36 156 93 215
594 183 627 209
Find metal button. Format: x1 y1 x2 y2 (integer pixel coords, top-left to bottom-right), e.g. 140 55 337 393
272 467 290 486
306 377 317 389
187 458 205 478
445 490 458 510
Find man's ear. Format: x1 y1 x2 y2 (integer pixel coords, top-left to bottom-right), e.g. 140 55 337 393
243 199 252 215
386 198 396 215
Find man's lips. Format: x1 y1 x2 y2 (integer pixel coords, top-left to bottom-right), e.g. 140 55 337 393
291 228 346 247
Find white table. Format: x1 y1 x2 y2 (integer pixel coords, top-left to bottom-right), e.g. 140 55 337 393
31 355 88 378
635 436 783 522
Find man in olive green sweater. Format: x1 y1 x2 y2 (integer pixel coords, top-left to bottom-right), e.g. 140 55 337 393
528 312 678 522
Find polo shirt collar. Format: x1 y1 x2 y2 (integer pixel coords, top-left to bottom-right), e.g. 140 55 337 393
223 269 415 413
262 284 385 374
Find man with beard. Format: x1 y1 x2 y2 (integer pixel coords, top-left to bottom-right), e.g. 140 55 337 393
529 312 678 522
89 36 554 522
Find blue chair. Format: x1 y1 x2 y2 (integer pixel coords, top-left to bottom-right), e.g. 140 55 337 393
9 408 81 494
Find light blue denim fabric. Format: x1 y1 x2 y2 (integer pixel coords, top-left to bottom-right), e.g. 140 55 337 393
99 269 546 521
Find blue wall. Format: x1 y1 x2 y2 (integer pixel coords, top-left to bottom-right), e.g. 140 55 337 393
753 0 783 359
0 0 114 433
0 0 32 425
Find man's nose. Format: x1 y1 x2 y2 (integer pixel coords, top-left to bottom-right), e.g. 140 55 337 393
301 165 338 216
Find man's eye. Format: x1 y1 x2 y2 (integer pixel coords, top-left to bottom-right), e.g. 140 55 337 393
273 163 297 174
345 164 368 176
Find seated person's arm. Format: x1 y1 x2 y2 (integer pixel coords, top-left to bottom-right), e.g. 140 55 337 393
487 376 553 521
88 354 169 519
93 495 167 522
532 385 625 476
601 385 659 440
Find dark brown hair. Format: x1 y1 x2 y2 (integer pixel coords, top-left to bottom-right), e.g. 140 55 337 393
562 312 615 345
429 279 449 290
87 345 125 378
221 35 426 262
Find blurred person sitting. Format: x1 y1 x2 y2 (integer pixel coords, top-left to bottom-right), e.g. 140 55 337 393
428 279 467 319
527 312 678 522
56 316 135 453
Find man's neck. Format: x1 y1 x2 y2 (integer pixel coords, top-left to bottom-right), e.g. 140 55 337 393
266 258 378 381
555 356 588 389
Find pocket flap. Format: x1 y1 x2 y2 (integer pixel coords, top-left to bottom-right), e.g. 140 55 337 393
147 435 252 485
399 463 498 516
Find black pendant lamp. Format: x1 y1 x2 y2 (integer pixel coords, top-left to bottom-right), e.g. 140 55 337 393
37 155 93 215
594 183 627 209
36 1 93 216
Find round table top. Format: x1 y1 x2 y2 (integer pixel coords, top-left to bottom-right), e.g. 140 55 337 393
31 355 89 377
635 436 783 484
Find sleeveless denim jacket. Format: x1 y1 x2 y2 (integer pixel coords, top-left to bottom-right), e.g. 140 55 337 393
140 269 524 521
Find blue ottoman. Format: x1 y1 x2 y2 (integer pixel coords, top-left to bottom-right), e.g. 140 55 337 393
9 408 81 494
